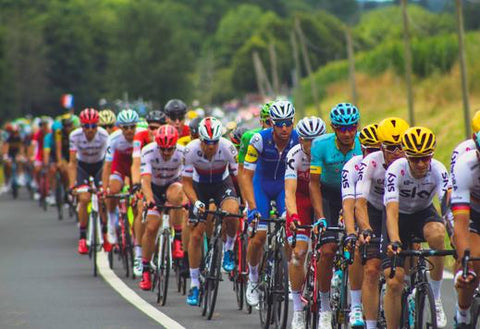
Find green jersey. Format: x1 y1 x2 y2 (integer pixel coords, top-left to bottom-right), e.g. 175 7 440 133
238 128 261 164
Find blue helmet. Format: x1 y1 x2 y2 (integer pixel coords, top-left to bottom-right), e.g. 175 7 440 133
117 109 139 125
330 103 359 126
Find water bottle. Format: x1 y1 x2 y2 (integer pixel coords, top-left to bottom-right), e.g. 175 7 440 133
331 269 343 301
407 288 416 327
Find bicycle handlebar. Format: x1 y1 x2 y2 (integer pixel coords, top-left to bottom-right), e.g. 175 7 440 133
390 248 456 279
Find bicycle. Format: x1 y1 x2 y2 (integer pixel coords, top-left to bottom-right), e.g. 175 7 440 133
10 159 19 199
38 167 48 211
194 201 242 320
54 169 65 220
76 177 103 277
461 249 480 328
144 202 187 306
390 241 456 329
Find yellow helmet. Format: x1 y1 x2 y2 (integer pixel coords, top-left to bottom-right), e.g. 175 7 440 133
471 110 480 133
359 123 379 147
186 110 198 120
99 109 116 125
377 117 410 144
402 126 436 156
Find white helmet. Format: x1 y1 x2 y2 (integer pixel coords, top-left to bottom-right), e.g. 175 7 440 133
198 117 223 142
269 100 295 120
296 116 327 139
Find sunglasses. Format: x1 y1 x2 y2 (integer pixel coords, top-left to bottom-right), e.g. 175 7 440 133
82 123 97 129
160 147 175 152
333 124 358 133
202 139 219 145
362 146 380 154
168 114 185 121
100 124 114 129
407 155 433 163
121 125 136 130
272 119 294 128
148 125 160 131
382 143 403 153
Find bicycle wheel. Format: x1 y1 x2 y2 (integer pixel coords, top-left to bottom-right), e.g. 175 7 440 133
334 267 350 329
157 232 171 306
304 253 317 329
471 294 480 328
414 282 437 329
55 180 64 220
258 251 272 329
400 288 412 329
204 236 222 320
152 237 160 292
119 214 130 278
233 238 243 310
269 246 289 329
91 212 98 277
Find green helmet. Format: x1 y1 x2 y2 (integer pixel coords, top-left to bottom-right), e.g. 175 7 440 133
260 101 274 121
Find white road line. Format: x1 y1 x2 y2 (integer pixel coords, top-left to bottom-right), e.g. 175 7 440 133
97 251 186 329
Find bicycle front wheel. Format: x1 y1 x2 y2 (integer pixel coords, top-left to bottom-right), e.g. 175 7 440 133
258 251 271 329
90 212 98 277
204 237 222 320
55 183 64 220
157 233 171 306
414 283 437 329
270 246 289 329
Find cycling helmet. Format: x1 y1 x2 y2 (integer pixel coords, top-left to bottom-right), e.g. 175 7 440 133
98 109 116 125
188 117 202 136
230 127 248 146
296 116 326 139
198 117 223 142
260 101 274 120
145 110 166 124
359 124 380 146
155 124 179 148
51 121 62 131
472 110 480 133
164 99 187 116
269 100 295 120
330 103 359 126
402 127 436 156
60 113 73 125
117 109 139 125
377 117 409 144
79 108 99 124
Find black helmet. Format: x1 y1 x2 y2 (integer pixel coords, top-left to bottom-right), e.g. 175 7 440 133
145 110 166 124
164 99 187 116
188 117 202 136
230 126 248 145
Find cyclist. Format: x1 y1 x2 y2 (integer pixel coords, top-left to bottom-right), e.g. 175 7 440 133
68 109 109 254
1 123 26 192
229 126 248 151
243 100 299 307
164 99 190 138
383 127 448 329
309 103 362 327
182 117 239 306
102 109 142 246
177 116 201 147
98 109 117 135
131 110 167 276
354 118 409 329
139 125 187 290
285 116 326 329
31 117 51 200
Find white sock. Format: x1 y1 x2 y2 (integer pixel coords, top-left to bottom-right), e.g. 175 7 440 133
366 320 377 329
135 245 142 259
224 235 235 251
291 290 303 312
429 278 442 300
350 289 362 308
319 291 331 312
108 212 117 230
190 268 200 288
456 304 471 324
248 264 258 283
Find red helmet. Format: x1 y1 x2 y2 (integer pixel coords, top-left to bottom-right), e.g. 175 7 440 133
155 124 179 148
79 108 99 124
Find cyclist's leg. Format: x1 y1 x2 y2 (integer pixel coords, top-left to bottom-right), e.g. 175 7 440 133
106 172 123 242
166 182 187 259
218 178 239 253
140 206 161 289
2 157 12 187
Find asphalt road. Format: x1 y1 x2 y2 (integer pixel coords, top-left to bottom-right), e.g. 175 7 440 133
0 190 459 329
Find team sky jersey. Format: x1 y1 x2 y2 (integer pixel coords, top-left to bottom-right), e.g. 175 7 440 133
341 155 363 201
105 128 145 163
183 138 238 183
450 139 475 177
69 127 109 163
244 128 299 180
238 128 261 164
285 144 310 195
310 133 362 190
140 142 184 186
451 150 480 213
384 158 449 214
355 151 387 210
132 130 152 158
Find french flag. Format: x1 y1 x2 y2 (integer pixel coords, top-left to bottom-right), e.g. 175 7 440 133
61 94 74 109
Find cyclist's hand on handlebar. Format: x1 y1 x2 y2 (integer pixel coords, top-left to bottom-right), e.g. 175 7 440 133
247 208 260 224
312 217 327 234
344 233 358 249
289 214 300 232
454 268 477 289
387 241 402 257
359 229 374 245
193 200 205 217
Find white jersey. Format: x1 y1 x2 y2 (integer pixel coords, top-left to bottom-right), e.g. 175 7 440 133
140 142 184 186
451 149 480 212
285 144 310 194
105 128 145 162
183 138 238 183
341 155 363 201
450 139 475 176
355 151 387 210
384 158 449 214
69 127 109 163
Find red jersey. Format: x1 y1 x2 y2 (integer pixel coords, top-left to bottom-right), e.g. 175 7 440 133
132 130 152 158
180 125 190 138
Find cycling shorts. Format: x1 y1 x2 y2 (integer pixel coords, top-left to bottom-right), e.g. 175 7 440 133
319 185 343 246
254 178 285 230
77 160 103 187
189 177 237 218
286 193 313 244
147 181 182 217
361 202 383 261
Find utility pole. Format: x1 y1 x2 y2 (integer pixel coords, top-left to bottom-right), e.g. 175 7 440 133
345 26 358 105
456 0 471 137
252 51 273 97
295 17 321 116
401 0 415 125
290 31 304 118
252 51 265 97
269 42 279 96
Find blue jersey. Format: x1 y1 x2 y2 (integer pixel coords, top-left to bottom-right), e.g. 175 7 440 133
310 133 361 192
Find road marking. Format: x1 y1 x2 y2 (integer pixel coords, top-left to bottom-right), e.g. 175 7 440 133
97 251 186 329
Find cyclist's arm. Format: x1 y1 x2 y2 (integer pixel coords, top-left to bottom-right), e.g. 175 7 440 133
102 161 112 190
343 198 356 235
385 201 400 243
55 133 62 163
242 168 256 210
354 198 371 232
43 134 50 166
309 173 325 219
131 157 141 185
285 179 298 216
68 150 77 188
141 173 154 205
182 176 198 204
